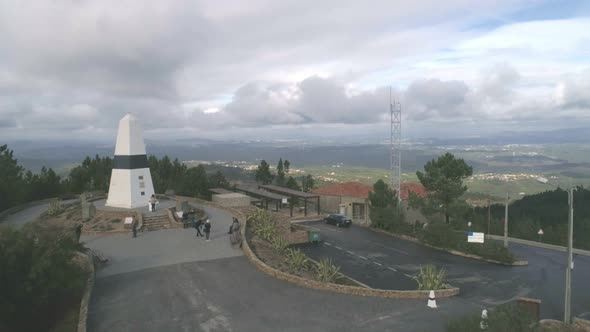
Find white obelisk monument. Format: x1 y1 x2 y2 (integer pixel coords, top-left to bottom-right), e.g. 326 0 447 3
106 113 155 209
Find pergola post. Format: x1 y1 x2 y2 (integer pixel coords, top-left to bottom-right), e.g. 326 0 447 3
290 202 293 217
304 198 308 216
317 196 320 215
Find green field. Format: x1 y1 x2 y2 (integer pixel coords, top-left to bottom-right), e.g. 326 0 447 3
298 165 590 203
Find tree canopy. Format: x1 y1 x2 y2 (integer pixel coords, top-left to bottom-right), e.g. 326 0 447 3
255 160 273 185
416 152 473 223
368 179 404 231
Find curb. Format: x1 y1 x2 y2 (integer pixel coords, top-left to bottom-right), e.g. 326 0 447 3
76 251 95 332
242 221 459 299
370 228 528 267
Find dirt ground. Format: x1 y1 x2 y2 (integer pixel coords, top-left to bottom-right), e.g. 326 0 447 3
38 202 129 234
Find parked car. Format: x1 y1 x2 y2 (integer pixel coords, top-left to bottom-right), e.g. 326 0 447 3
324 214 352 227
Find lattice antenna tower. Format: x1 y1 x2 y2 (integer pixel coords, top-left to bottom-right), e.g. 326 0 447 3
390 87 402 202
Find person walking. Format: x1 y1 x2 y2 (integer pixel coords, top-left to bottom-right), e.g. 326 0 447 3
204 219 212 241
228 217 237 234
195 218 204 237
150 195 157 212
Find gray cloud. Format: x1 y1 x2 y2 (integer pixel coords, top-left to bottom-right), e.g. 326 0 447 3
556 69 590 109
0 0 588 142
403 79 471 120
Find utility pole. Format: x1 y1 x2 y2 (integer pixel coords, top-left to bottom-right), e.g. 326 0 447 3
487 199 491 237
504 194 509 248
564 187 574 324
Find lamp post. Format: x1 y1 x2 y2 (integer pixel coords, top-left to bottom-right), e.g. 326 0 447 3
537 177 575 324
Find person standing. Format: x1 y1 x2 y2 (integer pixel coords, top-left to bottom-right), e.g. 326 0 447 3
195 218 204 237
150 194 157 212
132 219 138 238
204 219 212 241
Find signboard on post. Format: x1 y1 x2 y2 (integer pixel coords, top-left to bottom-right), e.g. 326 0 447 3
467 232 485 243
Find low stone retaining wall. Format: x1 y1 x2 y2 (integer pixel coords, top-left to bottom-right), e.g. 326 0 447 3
370 228 528 266
242 224 459 299
76 251 95 332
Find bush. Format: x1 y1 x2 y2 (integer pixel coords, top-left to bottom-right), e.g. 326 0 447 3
270 236 289 255
0 225 87 331
457 241 516 264
248 209 278 241
447 303 537 332
419 222 516 264
47 199 64 216
370 206 406 232
314 257 341 283
413 264 447 290
419 222 457 249
285 248 309 273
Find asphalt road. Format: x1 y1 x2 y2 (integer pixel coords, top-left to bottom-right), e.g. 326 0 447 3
299 220 590 321
88 256 476 332
85 202 477 332
0 199 77 229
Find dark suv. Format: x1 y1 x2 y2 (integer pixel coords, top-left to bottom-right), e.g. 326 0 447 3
324 214 352 228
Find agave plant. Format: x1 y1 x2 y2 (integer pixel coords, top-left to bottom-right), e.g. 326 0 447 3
314 257 341 283
47 199 63 216
270 236 289 254
412 264 447 290
285 248 309 273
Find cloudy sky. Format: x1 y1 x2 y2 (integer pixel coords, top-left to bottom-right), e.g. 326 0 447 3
0 0 589 143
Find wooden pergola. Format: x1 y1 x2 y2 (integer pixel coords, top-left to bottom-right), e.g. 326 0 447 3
235 186 287 212
259 184 320 217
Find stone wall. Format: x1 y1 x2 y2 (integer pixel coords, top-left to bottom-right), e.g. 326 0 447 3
212 193 252 207
76 252 95 332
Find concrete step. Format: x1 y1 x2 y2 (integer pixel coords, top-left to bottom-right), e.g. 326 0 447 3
143 215 173 231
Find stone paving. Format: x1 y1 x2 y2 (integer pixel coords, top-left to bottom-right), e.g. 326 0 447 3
81 202 243 278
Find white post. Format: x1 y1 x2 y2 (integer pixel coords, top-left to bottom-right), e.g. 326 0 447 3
564 188 574 324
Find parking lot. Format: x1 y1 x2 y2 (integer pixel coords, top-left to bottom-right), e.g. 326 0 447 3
298 220 590 320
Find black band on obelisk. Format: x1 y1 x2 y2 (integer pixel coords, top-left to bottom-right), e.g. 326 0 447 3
113 155 149 169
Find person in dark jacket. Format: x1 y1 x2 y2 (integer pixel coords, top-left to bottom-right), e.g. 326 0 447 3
204 219 212 241
195 218 204 237
132 219 138 238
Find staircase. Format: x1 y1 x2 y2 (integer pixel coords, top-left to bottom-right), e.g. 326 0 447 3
142 213 172 231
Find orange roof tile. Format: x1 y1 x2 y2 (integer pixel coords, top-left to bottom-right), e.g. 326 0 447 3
312 181 428 200
399 183 428 200
312 182 372 199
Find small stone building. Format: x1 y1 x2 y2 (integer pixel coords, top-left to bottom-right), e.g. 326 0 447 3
312 182 372 225
312 182 429 226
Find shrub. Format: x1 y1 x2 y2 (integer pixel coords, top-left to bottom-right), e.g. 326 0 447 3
270 236 289 254
447 303 537 332
47 199 64 216
285 248 309 273
457 241 516 264
0 226 87 331
419 222 457 249
413 264 447 290
314 258 341 283
248 209 278 241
